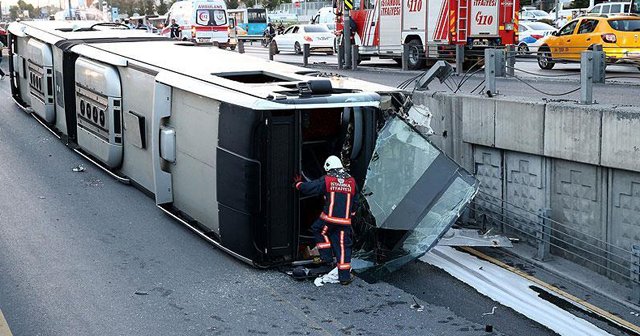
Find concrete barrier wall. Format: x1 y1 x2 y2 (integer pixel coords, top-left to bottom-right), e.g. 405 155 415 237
414 91 640 283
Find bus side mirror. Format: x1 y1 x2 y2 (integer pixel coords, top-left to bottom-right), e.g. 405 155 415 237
229 17 236 28
333 0 337 8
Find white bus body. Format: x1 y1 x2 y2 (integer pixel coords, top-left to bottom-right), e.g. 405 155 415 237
7 20 477 272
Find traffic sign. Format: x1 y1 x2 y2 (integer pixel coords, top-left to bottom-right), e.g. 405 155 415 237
344 0 353 10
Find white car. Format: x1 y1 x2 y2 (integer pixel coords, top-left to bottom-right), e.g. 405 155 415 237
272 24 335 55
517 22 557 53
519 9 554 22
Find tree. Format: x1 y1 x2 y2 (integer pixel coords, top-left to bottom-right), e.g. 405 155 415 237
9 6 19 20
157 0 168 15
142 0 156 15
225 0 240 9
567 0 589 9
264 0 282 10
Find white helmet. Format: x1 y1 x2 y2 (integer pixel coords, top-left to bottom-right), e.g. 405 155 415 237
324 155 343 171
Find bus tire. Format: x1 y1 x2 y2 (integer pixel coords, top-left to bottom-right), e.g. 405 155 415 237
406 39 426 70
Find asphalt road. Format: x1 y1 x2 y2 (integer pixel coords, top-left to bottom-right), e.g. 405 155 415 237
240 44 640 107
0 61 566 335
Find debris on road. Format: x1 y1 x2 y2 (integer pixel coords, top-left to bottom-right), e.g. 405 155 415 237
134 291 149 295
72 165 86 172
482 306 497 316
314 267 339 287
410 297 424 312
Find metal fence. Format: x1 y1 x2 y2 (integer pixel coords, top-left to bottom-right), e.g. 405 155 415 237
273 1 332 20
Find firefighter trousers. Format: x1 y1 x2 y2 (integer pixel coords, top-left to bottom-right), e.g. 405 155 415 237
311 219 352 281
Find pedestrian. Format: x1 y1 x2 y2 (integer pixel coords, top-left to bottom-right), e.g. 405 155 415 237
276 21 285 35
169 19 181 39
136 18 147 31
0 40 6 80
294 156 357 285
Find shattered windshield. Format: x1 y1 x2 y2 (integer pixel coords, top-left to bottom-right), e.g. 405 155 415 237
352 117 478 279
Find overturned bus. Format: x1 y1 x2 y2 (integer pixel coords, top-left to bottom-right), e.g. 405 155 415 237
7 20 478 275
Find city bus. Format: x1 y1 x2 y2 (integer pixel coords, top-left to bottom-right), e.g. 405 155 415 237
228 8 268 36
7 19 477 274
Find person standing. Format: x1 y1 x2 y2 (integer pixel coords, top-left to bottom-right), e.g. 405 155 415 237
295 156 357 285
169 19 181 39
0 40 6 80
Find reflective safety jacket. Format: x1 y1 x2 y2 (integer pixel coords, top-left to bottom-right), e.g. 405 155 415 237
296 174 358 225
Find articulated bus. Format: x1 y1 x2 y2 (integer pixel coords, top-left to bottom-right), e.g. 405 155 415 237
7 20 477 274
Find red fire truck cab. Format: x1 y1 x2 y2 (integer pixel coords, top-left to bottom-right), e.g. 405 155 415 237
337 0 519 69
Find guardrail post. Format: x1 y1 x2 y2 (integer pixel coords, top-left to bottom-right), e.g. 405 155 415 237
402 43 410 71
303 43 310 67
632 245 640 304
580 50 594 105
455 44 464 75
506 45 516 77
592 44 606 84
338 44 344 70
535 208 552 262
351 45 359 70
269 41 275 61
485 48 497 95
237 39 245 54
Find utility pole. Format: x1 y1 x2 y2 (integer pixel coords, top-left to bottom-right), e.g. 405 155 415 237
343 0 353 69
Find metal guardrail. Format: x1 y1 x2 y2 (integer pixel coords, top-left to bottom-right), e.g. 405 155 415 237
471 190 640 304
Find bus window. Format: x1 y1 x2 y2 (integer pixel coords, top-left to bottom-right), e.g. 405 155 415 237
247 9 267 23
632 0 640 13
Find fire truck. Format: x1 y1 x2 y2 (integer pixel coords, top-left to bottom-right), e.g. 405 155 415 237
337 0 519 69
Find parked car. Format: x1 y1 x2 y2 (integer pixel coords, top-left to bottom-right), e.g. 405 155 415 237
537 16 640 70
517 21 557 53
272 24 335 55
520 9 554 23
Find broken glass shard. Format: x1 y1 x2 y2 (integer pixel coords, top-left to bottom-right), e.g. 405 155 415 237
352 117 478 279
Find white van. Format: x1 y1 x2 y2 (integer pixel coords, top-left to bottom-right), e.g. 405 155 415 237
586 2 632 16
309 7 336 25
161 0 229 47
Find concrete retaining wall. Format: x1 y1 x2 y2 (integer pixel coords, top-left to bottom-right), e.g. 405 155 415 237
413 91 640 283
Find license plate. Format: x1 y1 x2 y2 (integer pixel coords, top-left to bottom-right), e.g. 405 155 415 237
472 40 488 46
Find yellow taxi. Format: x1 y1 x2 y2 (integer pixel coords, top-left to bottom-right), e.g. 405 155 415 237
537 15 640 69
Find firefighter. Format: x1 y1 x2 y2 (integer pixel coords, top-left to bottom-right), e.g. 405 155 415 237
295 156 357 285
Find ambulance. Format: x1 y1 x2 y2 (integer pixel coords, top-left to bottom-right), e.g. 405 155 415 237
161 0 229 47
337 0 519 69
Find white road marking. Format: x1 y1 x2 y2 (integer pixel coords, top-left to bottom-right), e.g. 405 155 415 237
0 308 13 336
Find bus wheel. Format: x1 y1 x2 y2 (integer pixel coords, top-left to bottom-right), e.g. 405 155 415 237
406 39 426 70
